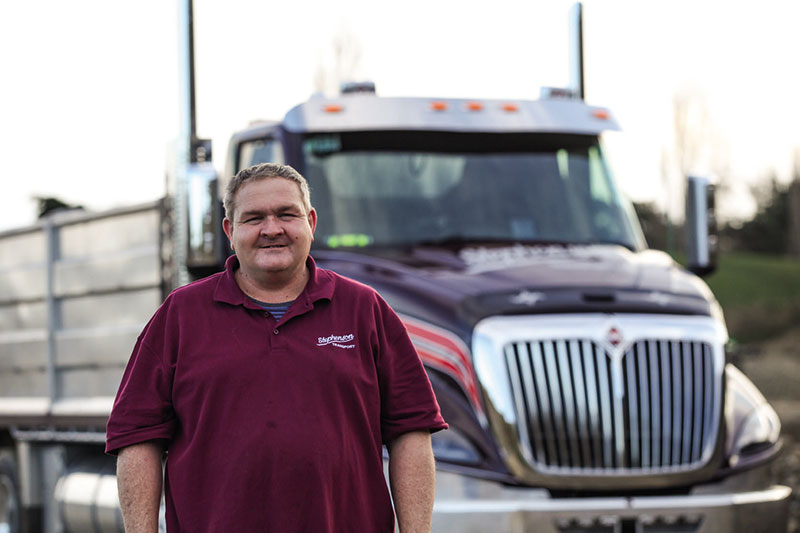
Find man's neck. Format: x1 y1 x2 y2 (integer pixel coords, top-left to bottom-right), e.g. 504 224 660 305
234 264 310 304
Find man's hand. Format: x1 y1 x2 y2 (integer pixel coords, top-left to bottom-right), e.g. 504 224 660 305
387 430 435 533
117 441 164 533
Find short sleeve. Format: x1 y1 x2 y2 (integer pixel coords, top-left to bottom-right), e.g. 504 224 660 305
374 298 448 444
105 309 177 455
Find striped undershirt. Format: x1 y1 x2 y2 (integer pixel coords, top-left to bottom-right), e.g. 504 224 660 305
250 298 294 321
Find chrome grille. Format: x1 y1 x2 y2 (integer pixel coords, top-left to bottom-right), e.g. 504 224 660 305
503 338 719 473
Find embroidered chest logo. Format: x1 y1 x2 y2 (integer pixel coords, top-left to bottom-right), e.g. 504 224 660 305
317 333 356 349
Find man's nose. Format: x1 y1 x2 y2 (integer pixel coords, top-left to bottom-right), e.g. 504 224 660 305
260 216 284 236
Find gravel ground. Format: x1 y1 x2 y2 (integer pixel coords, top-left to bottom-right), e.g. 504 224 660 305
775 434 800 533
734 327 800 533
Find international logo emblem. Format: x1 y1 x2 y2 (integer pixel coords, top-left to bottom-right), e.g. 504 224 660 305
607 326 623 348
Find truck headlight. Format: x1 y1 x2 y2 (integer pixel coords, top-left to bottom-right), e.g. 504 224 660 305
725 364 781 467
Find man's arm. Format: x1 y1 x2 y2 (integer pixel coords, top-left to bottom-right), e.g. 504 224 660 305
116 441 164 533
387 430 436 533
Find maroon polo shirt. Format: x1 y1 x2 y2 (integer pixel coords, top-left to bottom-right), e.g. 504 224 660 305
106 255 447 532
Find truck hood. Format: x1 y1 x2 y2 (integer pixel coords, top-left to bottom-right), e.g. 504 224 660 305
313 243 719 329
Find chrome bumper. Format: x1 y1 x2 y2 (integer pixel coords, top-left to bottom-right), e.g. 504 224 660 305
431 470 791 533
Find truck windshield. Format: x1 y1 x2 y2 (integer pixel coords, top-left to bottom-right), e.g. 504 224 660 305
297 131 645 250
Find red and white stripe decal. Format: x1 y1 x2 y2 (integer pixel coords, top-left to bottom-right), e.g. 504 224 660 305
400 314 485 420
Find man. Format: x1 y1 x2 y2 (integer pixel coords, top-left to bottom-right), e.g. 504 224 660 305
106 163 448 532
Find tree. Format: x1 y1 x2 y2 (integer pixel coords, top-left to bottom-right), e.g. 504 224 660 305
723 175 791 254
662 88 713 252
313 25 364 96
786 152 800 257
633 201 669 251
718 148 800 255
35 196 83 218
661 87 739 255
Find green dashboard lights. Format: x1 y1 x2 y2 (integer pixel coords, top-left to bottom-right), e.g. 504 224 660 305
326 234 373 248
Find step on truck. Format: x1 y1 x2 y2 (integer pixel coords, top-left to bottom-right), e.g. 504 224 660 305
0 85 791 532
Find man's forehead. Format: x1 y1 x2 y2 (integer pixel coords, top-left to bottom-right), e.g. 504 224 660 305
240 175 301 191
232 177 307 216
237 177 303 201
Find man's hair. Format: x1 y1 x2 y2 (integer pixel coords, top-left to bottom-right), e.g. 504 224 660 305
223 163 312 219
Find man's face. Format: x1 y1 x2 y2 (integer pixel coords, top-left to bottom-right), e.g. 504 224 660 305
223 177 317 280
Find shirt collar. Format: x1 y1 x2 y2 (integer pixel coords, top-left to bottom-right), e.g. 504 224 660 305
213 254 334 308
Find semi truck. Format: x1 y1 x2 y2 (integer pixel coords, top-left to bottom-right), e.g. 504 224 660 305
0 86 791 533
0 3 792 532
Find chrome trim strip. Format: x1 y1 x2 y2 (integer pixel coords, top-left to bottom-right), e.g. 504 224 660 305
11 428 106 444
637 342 651 468
543 341 568 465
703 343 715 459
433 485 791 514
569 339 590 467
582 340 601 468
633 485 792 509
519 343 544 463
660 340 671 467
610 345 627 468
648 340 661 468
50 396 115 416
691 343 704 461
505 344 533 464
0 398 50 416
626 344 640 466
556 340 579 465
531 342 555 464
681 341 693 463
595 343 614 467
671 340 682 465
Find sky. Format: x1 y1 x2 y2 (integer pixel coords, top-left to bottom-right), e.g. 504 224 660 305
1 0 799 232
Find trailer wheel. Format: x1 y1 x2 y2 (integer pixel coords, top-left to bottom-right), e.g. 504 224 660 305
0 450 20 533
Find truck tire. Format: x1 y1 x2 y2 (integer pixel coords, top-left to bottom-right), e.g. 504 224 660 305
0 450 21 533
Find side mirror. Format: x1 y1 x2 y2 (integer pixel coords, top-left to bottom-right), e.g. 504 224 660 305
685 175 718 276
186 161 222 272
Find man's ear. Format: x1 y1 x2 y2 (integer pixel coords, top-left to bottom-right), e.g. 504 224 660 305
222 217 234 250
307 208 318 240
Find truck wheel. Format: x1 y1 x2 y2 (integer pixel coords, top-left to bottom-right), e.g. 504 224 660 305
0 451 20 533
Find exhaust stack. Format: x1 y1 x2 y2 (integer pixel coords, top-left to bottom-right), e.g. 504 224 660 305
176 0 220 285
569 2 585 100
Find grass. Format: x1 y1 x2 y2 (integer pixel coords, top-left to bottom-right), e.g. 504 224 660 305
703 252 800 343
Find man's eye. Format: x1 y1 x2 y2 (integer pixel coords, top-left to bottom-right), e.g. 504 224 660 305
243 217 261 224
279 213 297 220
